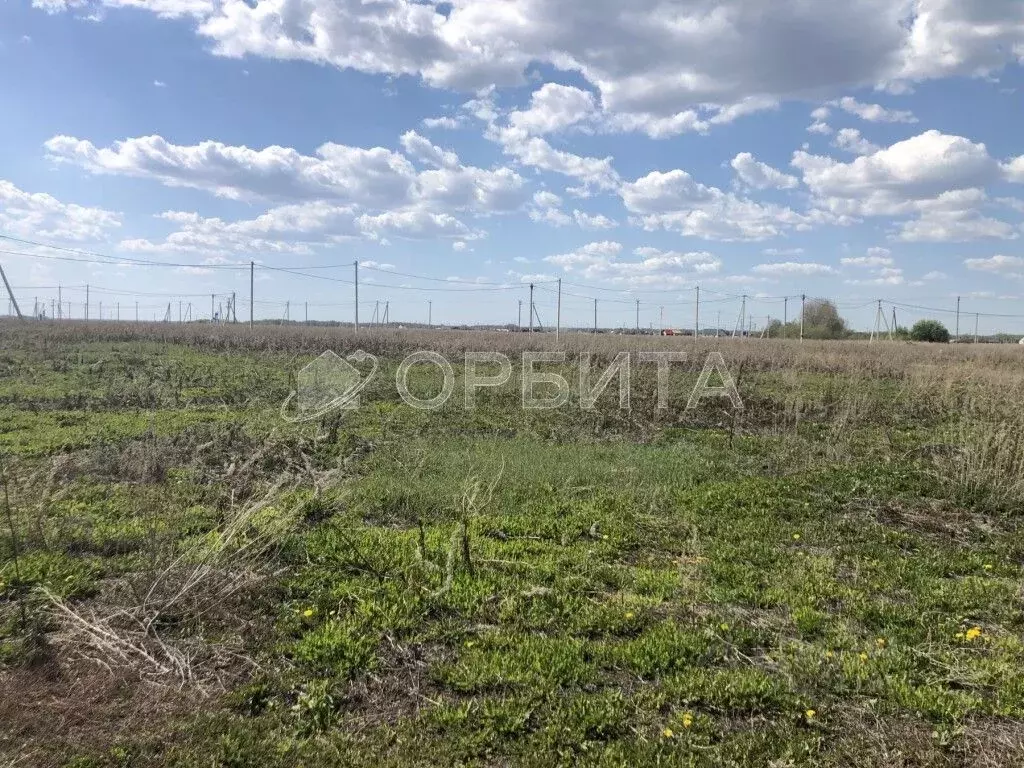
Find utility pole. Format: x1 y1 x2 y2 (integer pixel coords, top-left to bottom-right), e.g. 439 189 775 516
871 300 881 343
659 305 664 331
58 286 62 319
594 298 598 334
428 300 432 328
384 301 389 325
99 302 102 321
716 310 721 338
694 286 700 341
783 296 788 335
179 301 182 323
734 295 747 339
354 260 359 333
116 302 120 321
635 299 640 332
955 296 961 342
974 313 980 344
211 294 215 323
85 284 89 321
373 300 379 326
555 278 561 342
250 261 255 329
529 284 535 333
232 292 237 322
305 301 308 325
517 299 522 331
799 294 805 342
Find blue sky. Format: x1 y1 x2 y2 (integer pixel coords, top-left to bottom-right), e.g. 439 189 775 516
2 0 1024 333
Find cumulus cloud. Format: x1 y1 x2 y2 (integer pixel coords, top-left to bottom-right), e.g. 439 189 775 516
528 190 617 229
793 130 1024 241
730 152 799 190
841 247 894 267
545 242 720 284
964 255 1024 274
620 168 832 241
35 1 1024 131
752 261 836 276
0 179 120 242
832 96 917 123
832 128 880 155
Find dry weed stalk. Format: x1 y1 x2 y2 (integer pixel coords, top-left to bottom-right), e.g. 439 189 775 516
41 474 299 690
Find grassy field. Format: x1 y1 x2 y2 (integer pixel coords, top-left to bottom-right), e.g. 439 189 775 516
2 321 1024 767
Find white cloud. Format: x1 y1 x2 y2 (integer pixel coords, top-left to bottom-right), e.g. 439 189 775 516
528 190 617 229
832 96 917 123
621 168 830 241
356 209 479 241
545 242 720 284
34 0 1024 125
153 79 167 88
0 179 121 242
841 248 894 267
422 116 464 130
922 270 948 280
452 241 468 251
832 128 880 155
807 121 833 135
752 261 835 276
964 255 1024 275
730 152 799 190
508 83 598 135
810 107 831 121
763 247 805 256
400 130 459 169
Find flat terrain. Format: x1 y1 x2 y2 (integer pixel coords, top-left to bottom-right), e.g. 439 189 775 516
2 322 1024 766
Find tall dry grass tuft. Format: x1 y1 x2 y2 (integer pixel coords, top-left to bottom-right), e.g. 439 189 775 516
41 474 298 691
932 419 1024 515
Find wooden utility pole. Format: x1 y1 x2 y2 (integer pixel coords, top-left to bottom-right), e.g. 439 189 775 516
635 299 640 332
799 294 805 342
955 296 961 342
974 313 980 344
555 278 561 342
428 300 432 328
354 260 359 332
594 298 598 333
529 284 535 333
250 261 255 329
694 286 700 341
85 285 89 321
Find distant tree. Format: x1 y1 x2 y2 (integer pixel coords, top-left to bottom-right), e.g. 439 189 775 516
909 319 950 343
798 298 849 340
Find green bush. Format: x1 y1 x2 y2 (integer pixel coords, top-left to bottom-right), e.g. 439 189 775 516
909 319 951 343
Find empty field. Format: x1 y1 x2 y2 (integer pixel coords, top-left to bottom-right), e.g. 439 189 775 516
2 321 1024 767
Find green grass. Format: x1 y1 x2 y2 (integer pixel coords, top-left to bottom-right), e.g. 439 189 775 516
2 328 1024 766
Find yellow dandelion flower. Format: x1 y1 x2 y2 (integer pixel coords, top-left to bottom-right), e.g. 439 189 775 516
302 608 315 618
954 632 964 640
859 652 868 662
662 727 674 739
464 640 476 648
625 611 635 619
681 713 694 728
983 564 994 571
805 709 816 720
876 637 887 649
792 533 801 540
719 623 729 631
602 534 609 540
824 650 834 659
965 626 983 641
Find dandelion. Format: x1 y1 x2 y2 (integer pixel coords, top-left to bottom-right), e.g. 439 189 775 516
984 564 994 571
719 622 729 631
302 608 315 618
464 640 476 648
876 637 887 649
625 611 635 620
680 712 694 729
859 652 868 662
602 534 609 540
662 727 674 739
824 651 834 659
965 626 983 642
805 709 816 721
792 533 801 540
